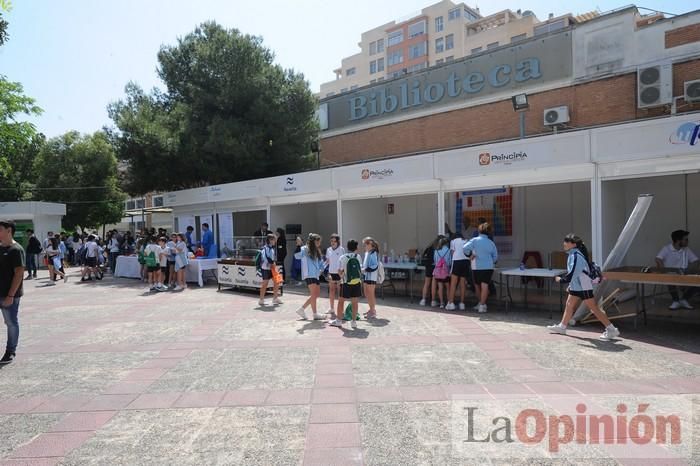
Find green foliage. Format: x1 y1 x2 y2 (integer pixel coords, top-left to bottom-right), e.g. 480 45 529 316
0 76 43 200
0 13 8 46
34 131 126 229
109 21 318 194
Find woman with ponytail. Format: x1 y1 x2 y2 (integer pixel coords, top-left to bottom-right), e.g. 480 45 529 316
296 233 325 321
547 234 620 341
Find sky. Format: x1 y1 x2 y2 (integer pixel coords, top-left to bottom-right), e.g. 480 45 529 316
0 0 696 137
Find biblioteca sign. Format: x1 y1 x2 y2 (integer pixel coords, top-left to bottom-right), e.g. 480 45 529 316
321 31 572 132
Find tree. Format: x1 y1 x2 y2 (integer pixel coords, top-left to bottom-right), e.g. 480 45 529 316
108 21 318 194
34 131 125 229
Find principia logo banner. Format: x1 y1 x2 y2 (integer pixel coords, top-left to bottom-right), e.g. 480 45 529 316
361 168 394 180
479 151 528 166
283 176 298 192
669 121 700 146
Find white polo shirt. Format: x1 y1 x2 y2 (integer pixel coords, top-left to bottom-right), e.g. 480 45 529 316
326 246 345 274
450 237 467 261
656 243 698 269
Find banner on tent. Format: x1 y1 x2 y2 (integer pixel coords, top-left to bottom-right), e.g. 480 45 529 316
218 213 234 251
456 187 514 256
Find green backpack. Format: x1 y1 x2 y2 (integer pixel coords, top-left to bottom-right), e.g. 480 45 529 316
144 250 158 267
345 254 362 285
343 303 361 321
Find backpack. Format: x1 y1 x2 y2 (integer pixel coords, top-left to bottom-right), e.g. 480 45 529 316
254 250 262 271
576 251 603 284
345 254 362 285
433 250 450 280
144 250 158 267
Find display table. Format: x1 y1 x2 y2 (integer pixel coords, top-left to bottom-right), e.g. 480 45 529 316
186 258 219 287
499 268 566 316
114 255 141 279
217 258 283 292
382 262 425 302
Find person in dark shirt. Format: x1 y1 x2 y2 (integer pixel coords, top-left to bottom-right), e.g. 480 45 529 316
275 228 288 282
0 220 26 365
25 229 42 279
253 222 270 238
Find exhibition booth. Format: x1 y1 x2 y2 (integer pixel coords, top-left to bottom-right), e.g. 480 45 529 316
161 113 699 303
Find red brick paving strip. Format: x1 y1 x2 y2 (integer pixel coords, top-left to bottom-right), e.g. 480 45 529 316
49 411 117 432
8 431 94 459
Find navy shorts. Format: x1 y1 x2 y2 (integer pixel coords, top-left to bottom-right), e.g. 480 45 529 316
473 270 494 285
306 278 320 285
569 289 594 300
261 269 272 281
329 273 341 282
342 283 362 298
451 260 469 278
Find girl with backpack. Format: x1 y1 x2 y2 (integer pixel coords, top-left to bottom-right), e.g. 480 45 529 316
325 234 345 318
547 234 620 341
296 233 325 321
362 237 380 319
420 235 442 307
432 237 452 309
258 233 282 307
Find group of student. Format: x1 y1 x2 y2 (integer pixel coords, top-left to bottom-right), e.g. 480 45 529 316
418 222 498 313
257 232 382 329
139 233 190 292
24 230 107 284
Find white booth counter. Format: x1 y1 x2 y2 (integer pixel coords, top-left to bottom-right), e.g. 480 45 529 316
114 255 219 287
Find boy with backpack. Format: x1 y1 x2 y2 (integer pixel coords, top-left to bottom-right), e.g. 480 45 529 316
144 236 161 292
330 239 363 329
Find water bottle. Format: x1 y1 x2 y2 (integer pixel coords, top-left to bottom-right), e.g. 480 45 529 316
519 262 525 271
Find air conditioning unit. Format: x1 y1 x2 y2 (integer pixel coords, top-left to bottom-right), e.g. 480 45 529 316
637 63 672 108
685 79 700 103
543 106 570 126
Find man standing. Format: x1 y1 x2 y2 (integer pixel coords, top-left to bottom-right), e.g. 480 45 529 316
25 229 41 280
185 226 195 252
253 222 270 238
0 220 25 365
656 229 699 310
201 223 214 257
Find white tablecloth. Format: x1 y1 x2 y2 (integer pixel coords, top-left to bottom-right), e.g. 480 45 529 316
114 255 141 279
185 258 219 287
500 267 566 278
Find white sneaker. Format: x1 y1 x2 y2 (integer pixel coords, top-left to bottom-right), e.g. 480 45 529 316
258 299 266 306
445 303 456 311
669 301 681 310
296 307 307 320
419 299 427 306
599 326 620 341
547 323 567 335
430 300 438 307
350 320 357 329
472 303 481 311
273 297 283 305
478 304 488 313
680 299 694 310
439 304 445 309
329 319 343 328
458 303 466 311
313 313 325 320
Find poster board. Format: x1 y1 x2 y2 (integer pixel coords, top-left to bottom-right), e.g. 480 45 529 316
456 187 514 256
218 213 234 251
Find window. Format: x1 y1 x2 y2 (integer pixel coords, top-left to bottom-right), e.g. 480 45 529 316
387 49 403 66
407 62 427 73
377 57 384 72
534 19 566 36
369 41 377 55
370 60 377 74
390 71 404 78
346 67 356 76
486 41 499 50
388 30 403 46
464 8 479 21
435 37 444 53
436 58 444 65
408 20 426 38
510 33 527 43
435 16 444 32
409 41 427 59
325 92 335 97
445 34 454 50
153 196 163 207
377 38 385 53
126 200 135 210
445 55 454 62
135 199 145 209
471 46 482 54
448 7 461 20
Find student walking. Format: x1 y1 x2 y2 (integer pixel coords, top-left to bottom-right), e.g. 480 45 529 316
296 233 325 321
325 234 345 318
419 236 441 306
464 223 498 313
329 239 363 329
258 233 282 307
547 234 620 341
46 237 67 284
0 220 25 365
432 237 452 308
362 237 380 319
446 232 469 311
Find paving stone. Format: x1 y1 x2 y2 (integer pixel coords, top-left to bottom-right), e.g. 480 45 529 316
0 414 62 459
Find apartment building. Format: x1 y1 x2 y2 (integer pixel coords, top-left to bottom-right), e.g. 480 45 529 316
320 0 567 96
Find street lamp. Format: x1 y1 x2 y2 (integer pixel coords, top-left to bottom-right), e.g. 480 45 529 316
511 93 529 139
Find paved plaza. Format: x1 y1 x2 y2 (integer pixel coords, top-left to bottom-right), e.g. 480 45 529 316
1 272 699 465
